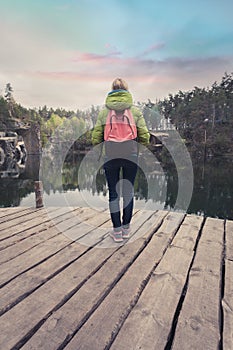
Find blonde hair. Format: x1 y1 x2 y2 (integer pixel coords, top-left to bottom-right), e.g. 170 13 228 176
111 78 128 91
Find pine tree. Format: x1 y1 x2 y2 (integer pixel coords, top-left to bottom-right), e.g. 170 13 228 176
4 83 15 117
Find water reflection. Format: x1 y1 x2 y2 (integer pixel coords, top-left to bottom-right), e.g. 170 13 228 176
191 161 233 219
0 154 40 207
0 153 232 220
37 151 167 210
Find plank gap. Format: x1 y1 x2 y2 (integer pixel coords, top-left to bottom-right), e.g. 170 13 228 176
219 219 227 350
164 216 206 350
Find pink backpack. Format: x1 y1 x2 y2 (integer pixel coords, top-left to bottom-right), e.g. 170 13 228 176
104 109 138 157
104 109 137 142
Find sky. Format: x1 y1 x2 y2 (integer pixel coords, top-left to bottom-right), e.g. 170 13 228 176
0 0 233 110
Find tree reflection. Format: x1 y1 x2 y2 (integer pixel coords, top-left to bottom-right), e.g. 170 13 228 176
1 152 233 220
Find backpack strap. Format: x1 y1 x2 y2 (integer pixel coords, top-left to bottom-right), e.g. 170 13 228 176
122 110 136 138
108 110 124 132
109 110 117 131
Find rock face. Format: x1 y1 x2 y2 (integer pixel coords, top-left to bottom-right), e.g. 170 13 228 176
0 123 41 178
18 123 41 155
0 131 27 178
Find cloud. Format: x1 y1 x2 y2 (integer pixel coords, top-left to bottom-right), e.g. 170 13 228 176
139 43 165 57
71 50 122 63
68 50 233 82
30 51 233 108
1 16 232 110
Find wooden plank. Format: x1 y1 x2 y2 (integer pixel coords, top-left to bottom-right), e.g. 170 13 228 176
0 208 109 286
0 207 32 220
0 207 58 240
20 210 168 350
101 214 203 350
0 231 70 287
0 209 79 264
0 210 140 318
172 217 224 350
0 207 82 250
0 242 87 315
62 209 110 241
0 208 110 315
225 220 233 261
0 207 41 226
0 227 59 265
0 241 120 349
0 207 20 217
222 260 233 350
0 206 85 240
0 206 77 238
0 208 15 214
222 220 233 350
64 212 187 350
0 207 69 250
0 209 226 350
0 207 104 249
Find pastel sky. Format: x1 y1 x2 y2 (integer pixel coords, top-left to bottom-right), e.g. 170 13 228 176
0 0 233 110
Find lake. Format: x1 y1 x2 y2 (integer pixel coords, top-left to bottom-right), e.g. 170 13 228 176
0 153 233 220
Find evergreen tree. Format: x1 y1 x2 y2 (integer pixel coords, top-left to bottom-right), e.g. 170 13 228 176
4 83 14 103
4 83 15 118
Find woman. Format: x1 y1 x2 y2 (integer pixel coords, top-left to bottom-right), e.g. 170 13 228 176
92 78 150 242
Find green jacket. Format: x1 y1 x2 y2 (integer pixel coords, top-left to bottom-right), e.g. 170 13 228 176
92 89 150 146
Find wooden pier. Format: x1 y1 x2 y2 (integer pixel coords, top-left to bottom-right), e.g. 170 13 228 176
0 206 232 350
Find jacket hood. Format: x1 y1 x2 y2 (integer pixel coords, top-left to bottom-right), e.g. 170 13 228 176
105 89 133 111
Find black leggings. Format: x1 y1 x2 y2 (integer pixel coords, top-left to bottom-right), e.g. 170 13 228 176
104 157 138 229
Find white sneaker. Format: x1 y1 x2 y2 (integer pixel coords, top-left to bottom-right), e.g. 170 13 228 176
122 227 131 239
110 229 123 242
